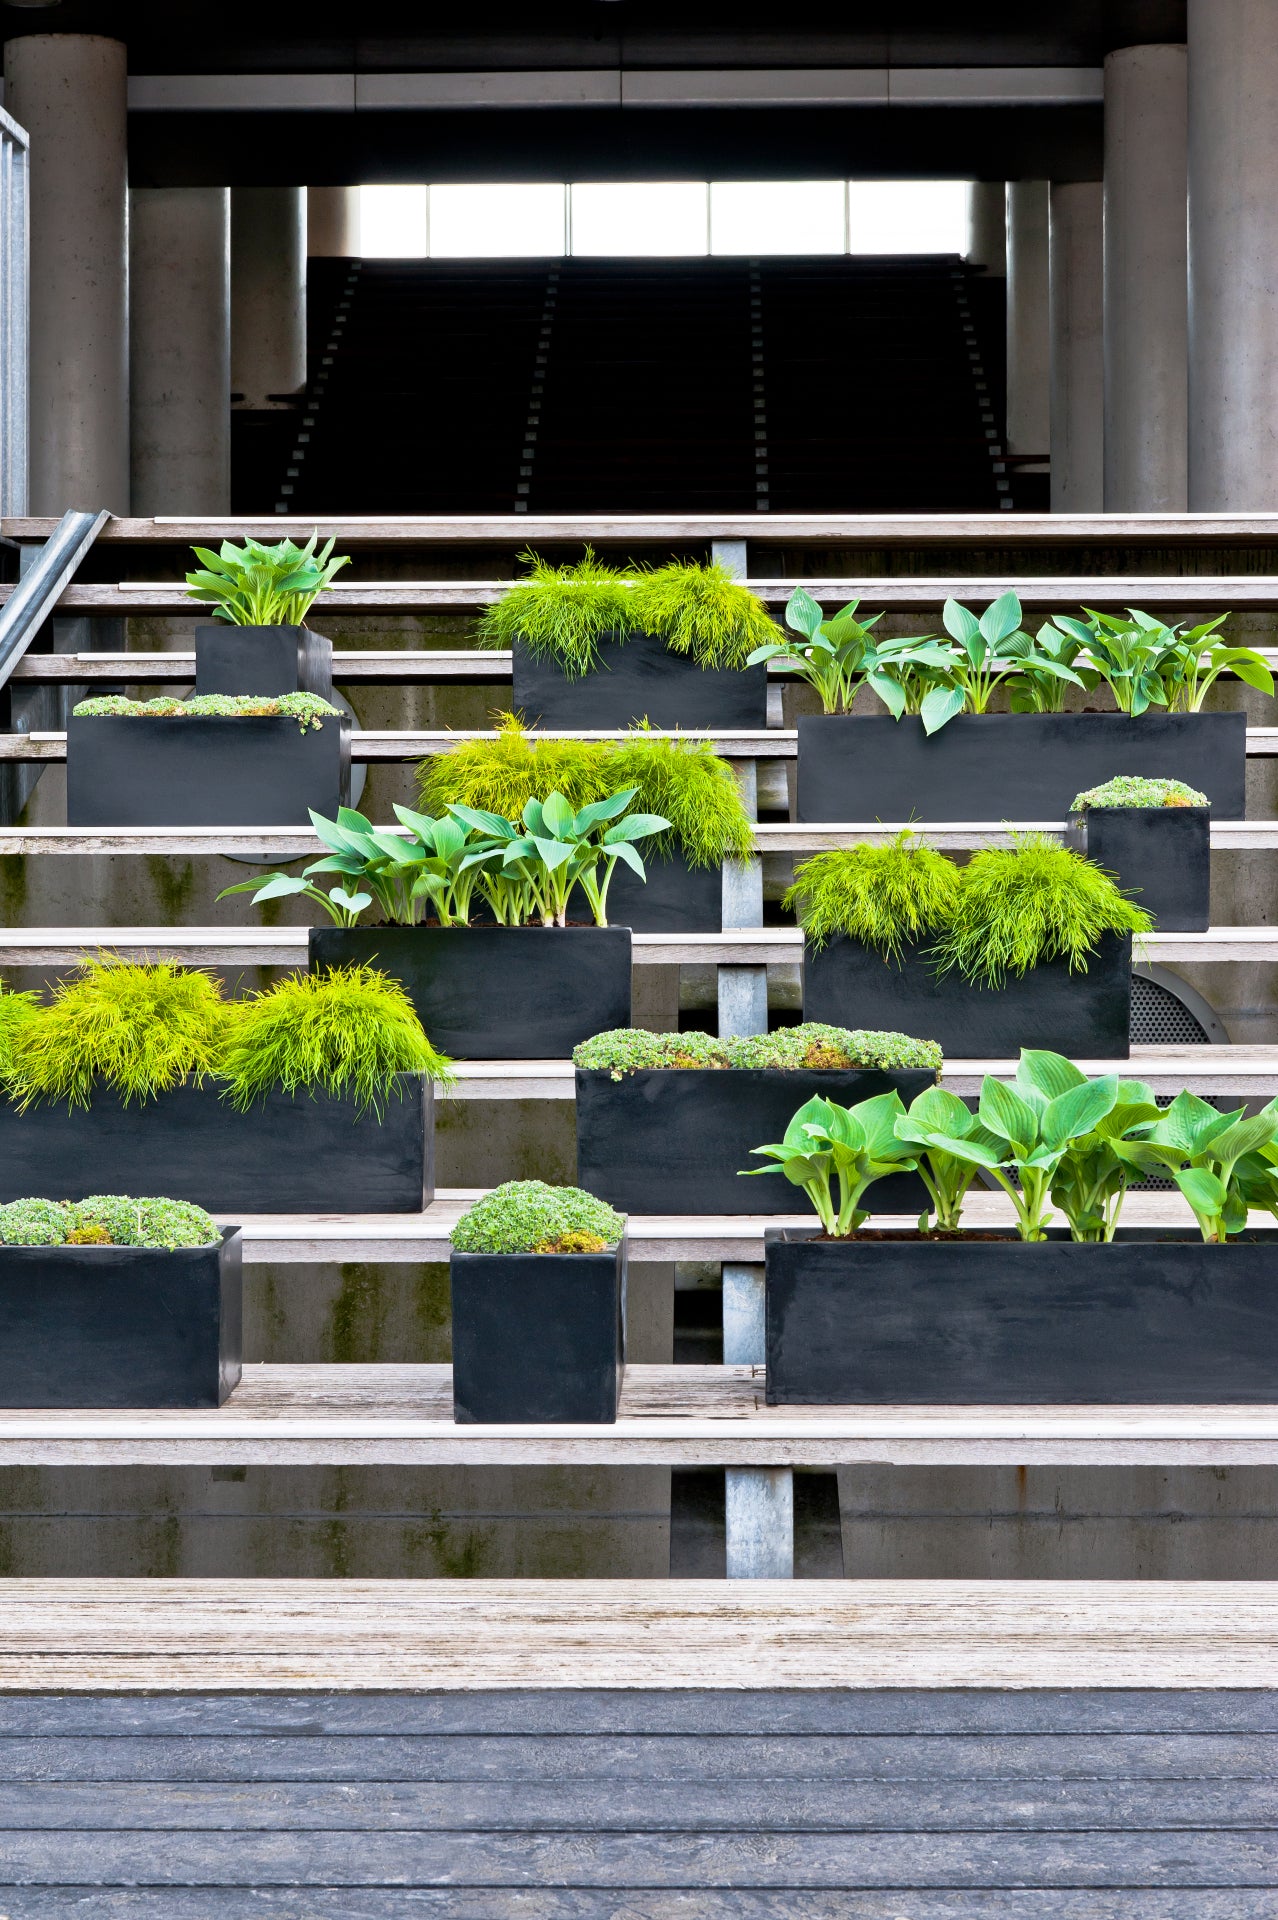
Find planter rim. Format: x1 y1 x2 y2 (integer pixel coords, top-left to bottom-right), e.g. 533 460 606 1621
452 1231 628 1262
0 1226 242 1256
766 1225 1278 1246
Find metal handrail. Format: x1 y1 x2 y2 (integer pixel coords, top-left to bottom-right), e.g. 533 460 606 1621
0 508 108 693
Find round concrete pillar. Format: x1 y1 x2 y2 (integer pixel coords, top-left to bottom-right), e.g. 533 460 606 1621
231 188 306 409
3 33 129 514
130 189 230 515
1104 45 1188 511
1188 0 1278 508
308 186 361 257
1005 181 1051 462
1049 182 1104 512
965 182 1006 275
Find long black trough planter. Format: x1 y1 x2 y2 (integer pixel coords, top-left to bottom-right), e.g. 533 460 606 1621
450 1237 626 1423
66 714 350 826
0 1230 242 1409
575 1068 935 1216
803 933 1133 1059
765 1227 1278 1405
311 925 632 1058
795 712 1247 822
590 849 723 933
0 1077 432 1213
194 624 333 699
512 632 768 729
1066 807 1210 932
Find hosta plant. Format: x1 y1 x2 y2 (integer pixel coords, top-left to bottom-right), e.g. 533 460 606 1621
184 533 350 626
748 588 950 717
919 592 1085 734
1129 1092 1278 1244
742 1091 919 1237
1052 608 1273 715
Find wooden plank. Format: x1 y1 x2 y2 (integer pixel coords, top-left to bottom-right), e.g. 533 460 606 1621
0 727 789 764
7 650 514 684
6 1363 1278 1468
1 1578 1277 1691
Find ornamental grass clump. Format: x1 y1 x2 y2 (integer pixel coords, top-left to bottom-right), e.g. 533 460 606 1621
784 832 962 960
0 987 40 1082
219 965 453 1116
453 1180 624 1255
0 1194 220 1250
1071 774 1209 810
7 959 227 1111
476 550 633 677
933 833 1151 989
416 718 608 820
628 560 779 671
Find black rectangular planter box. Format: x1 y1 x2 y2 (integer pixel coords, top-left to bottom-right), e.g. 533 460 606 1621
0 1078 431 1213
450 1238 626 1423
513 632 768 729
795 712 1247 822
592 848 723 933
803 932 1132 1059
765 1227 1278 1405
1066 807 1210 932
576 1067 934 1216
311 924 632 1059
0 1230 242 1408
194 624 333 700
66 714 350 826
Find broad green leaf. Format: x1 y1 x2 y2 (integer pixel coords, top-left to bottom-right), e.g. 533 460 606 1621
1016 1049 1087 1102
977 1078 1039 1153
1175 1165 1228 1217
919 684 966 735
1040 1077 1120 1151
785 586 824 639
978 589 1023 645
942 598 981 647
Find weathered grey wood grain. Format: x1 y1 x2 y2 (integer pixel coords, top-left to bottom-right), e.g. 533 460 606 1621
1 1776 1274 1831
3 1688 1276 1737
1 1826 1276 1886
0 1731 1271 1783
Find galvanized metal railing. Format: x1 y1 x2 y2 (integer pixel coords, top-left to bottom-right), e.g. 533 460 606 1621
0 104 28 517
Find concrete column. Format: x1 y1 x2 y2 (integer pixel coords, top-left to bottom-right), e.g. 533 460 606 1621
2 34 129 513
1104 45 1188 512
1049 181 1104 511
231 187 305 409
1005 181 1050 462
1188 0 1278 508
965 182 1006 275
130 189 230 515
308 186 361 257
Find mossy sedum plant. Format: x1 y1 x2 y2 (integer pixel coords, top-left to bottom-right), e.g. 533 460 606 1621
7 959 228 1111
476 550 632 678
220 965 453 1115
573 1024 942 1077
784 832 962 960
73 693 341 732
0 1194 220 1250
418 721 754 869
629 560 779 671
453 1180 624 1255
1072 775 1209 810
934 833 1152 988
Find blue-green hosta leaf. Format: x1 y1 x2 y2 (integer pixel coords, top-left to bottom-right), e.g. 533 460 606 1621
330 888 371 916
781 1097 837 1152
919 684 966 735
1144 1090 1240 1154
1040 1078 1120 1152
604 812 671 844
895 1086 973 1142
865 670 906 719
942 598 981 647
447 802 516 837
785 586 825 640
607 840 646 878
245 873 312 903
1174 1165 1228 1218
978 589 1024 645
572 790 638 832
539 791 575 838
852 1091 908 1160
1016 1049 1088 1102
977 1078 1040 1154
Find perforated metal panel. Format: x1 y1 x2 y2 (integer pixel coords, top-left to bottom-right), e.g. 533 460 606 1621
1129 971 1211 1046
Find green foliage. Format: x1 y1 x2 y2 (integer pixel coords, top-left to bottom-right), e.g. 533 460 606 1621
0 1194 220 1249
451 789 669 927
894 1084 994 1232
419 723 754 869
476 550 633 677
742 1091 918 1237
920 592 1084 731
572 1029 731 1076
0 987 40 1080
573 1024 942 1076
784 832 962 959
932 833 1152 988
73 693 340 732
1053 607 1273 714
7 959 227 1112
749 588 948 717
1071 774 1209 810
452 1180 624 1255
628 560 778 671
1129 1091 1278 1244
219 965 452 1116
184 532 350 626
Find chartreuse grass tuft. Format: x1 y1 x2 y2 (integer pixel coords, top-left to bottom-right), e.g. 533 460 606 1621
219 965 453 1116
0 986 40 1081
417 718 608 820
7 958 228 1111
784 832 961 960
629 560 779 671
476 550 633 677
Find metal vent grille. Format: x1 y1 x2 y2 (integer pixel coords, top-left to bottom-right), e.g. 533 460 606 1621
1129 971 1211 1046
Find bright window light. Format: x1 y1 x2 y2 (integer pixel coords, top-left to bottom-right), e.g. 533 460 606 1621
710 181 845 255
428 183 566 258
358 185 428 258
570 182 708 256
847 180 967 254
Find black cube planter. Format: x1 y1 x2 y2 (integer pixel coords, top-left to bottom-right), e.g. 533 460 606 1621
765 1227 1278 1405
795 712 1247 822
513 632 768 730
0 1229 242 1409
66 714 350 826
1066 807 1211 932
450 1238 626 1423
311 924 632 1059
0 1077 431 1213
803 933 1133 1059
194 624 333 700
576 1068 935 1216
